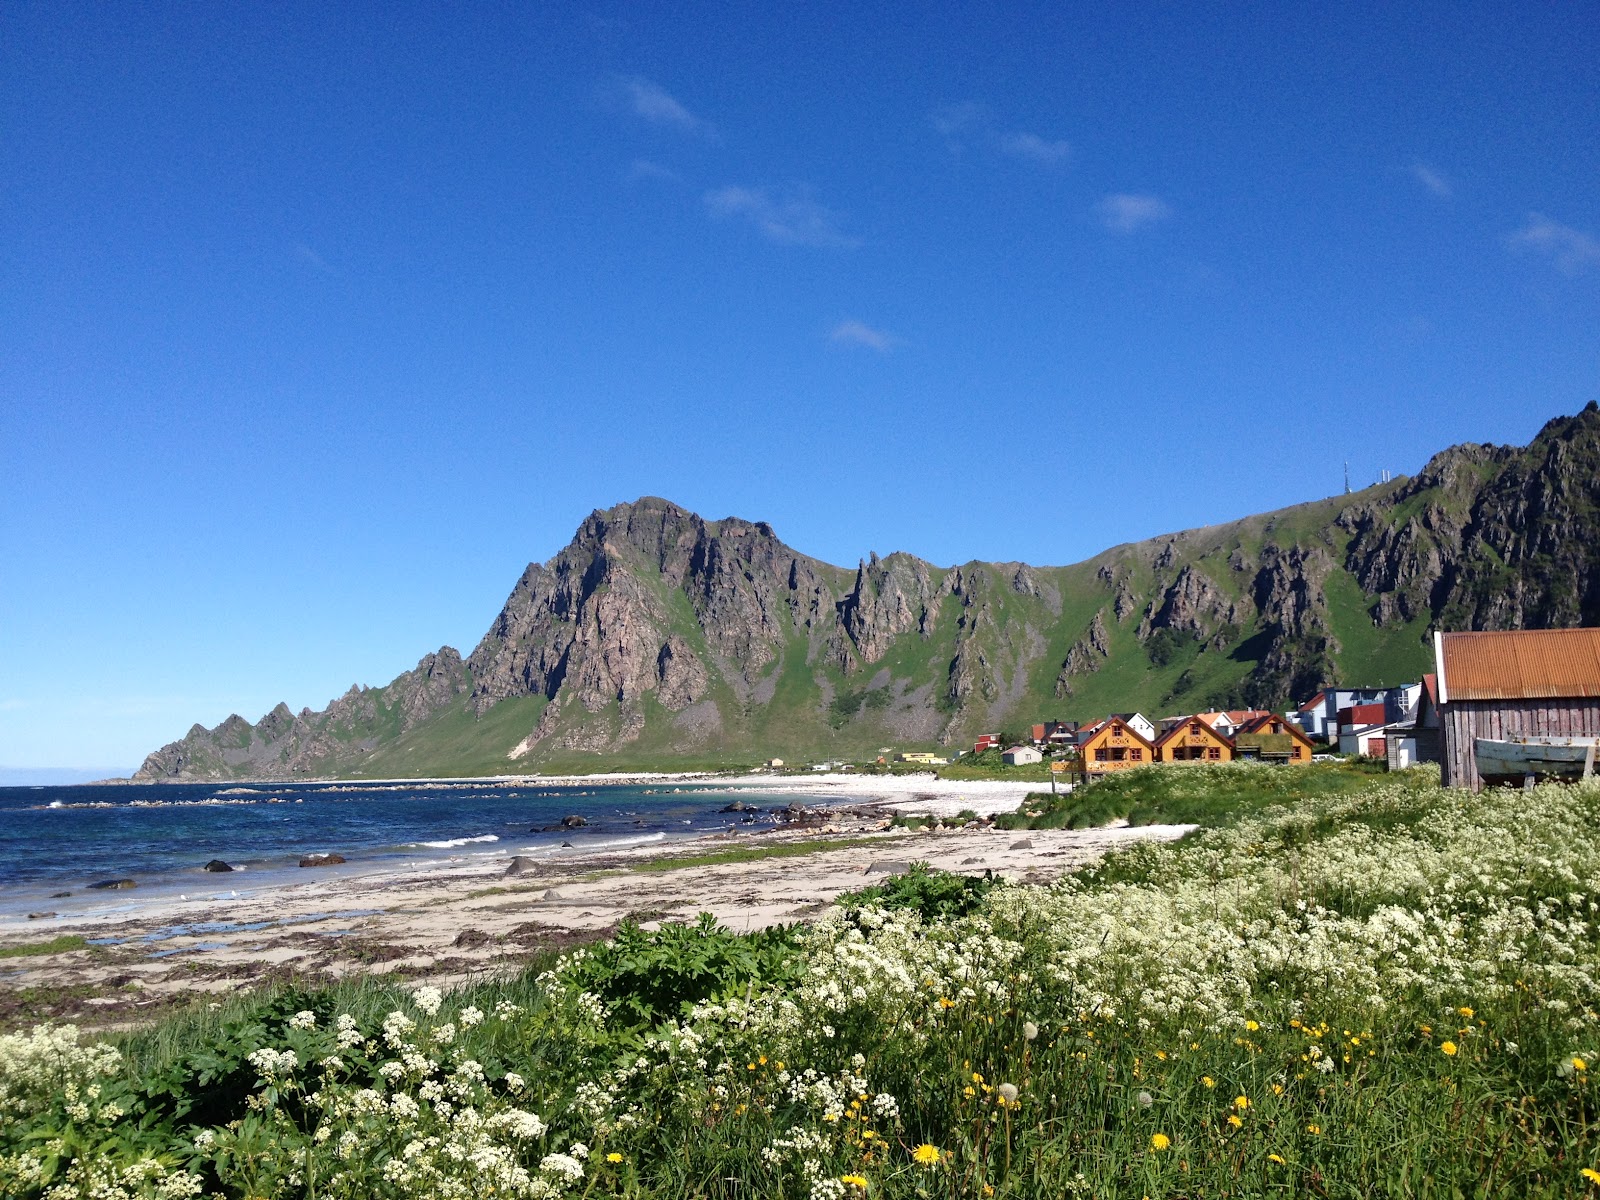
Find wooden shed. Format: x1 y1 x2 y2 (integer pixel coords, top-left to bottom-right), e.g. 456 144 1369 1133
1434 628 1600 790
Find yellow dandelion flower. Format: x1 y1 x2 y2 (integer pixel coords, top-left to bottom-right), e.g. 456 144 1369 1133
1307 1124 1322 1135
912 1143 942 1165
1245 1020 1260 1032
775 1061 785 1071
1149 1133 1171 1151
1234 1095 1250 1109
1268 1153 1285 1164
841 1174 868 1190
1227 1114 1244 1128
1202 1076 1216 1088
605 1153 624 1164
1458 1007 1474 1018
1582 1166 1600 1185
1574 1057 1588 1072
1441 1041 1458 1057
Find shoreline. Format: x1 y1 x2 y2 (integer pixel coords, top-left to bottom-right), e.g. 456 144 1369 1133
0 775 1179 1032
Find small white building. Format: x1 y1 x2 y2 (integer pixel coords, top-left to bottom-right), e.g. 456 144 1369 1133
1002 745 1043 766
1111 713 1158 741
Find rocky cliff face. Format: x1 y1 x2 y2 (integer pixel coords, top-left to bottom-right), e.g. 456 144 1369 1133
134 405 1600 779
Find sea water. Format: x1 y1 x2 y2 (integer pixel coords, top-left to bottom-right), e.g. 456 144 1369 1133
0 779 813 923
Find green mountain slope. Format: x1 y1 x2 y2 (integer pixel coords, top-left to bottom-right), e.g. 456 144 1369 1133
134 404 1600 779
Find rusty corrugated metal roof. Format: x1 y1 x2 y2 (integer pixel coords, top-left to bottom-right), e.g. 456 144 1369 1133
1439 628 1600 701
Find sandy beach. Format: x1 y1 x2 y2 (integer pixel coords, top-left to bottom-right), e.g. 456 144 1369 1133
0 774 1190 1030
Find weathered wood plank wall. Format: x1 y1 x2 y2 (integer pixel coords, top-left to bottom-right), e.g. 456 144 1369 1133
1440 698 1600 790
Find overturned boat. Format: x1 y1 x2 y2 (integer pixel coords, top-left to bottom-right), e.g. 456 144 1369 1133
1474 735 1599 786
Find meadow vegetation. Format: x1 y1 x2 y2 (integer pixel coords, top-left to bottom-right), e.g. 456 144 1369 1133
3 764 1599 1197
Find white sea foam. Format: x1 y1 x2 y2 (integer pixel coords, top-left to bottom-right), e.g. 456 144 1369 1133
410 834 501 849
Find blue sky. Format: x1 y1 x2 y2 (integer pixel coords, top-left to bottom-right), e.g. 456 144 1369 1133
2 2 1597 771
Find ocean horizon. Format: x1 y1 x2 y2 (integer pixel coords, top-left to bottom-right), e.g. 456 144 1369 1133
0 778 818 923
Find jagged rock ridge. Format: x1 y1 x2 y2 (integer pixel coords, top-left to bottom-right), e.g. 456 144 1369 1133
136 405 1600 779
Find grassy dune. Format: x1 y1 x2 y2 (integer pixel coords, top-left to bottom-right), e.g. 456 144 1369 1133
3 765 1598 1197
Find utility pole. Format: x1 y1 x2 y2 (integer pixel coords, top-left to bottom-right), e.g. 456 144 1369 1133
1344 462 1351 495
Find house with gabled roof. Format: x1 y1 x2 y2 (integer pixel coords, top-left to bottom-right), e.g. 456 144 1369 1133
1079 716 1156 779
1233 712 1315 763
1153 716 1235 764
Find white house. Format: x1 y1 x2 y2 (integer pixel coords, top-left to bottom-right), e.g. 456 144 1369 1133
1002 745 1043 766
1110 713 1157 742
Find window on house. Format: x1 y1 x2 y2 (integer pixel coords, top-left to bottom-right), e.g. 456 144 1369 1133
1111 748 1126 761
1208 747 1221 760
1130 748 1143 761
1094 748 1108 761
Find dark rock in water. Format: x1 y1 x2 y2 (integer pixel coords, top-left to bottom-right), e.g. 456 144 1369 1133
866 860 913 875
299 853 346 868
961 856 982 865
88 879 137 890
203 859 234 873
560 841 573 848
560 814 588 828
50 891 71 899
453 929 490 949
506 855 539 877
720 799 755 813
1009 839 1034 850
26 911 56 919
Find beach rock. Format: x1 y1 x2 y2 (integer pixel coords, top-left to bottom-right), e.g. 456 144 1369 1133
1009 839 1035 850
866 860 914 875
560 841 573 848
202 859 233 873
505 856 539 877
453 929 490 949
27 911 56 919
961 856 982 864
88 878 137 890
560 814 588 828
299 853 346 868
543 888 566 901
50 891 71 899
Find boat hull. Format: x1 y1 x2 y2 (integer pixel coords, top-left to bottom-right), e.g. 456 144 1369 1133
1475 736 1599 786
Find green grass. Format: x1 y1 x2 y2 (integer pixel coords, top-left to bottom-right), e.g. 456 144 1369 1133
994 760 1392 830
0 934 87 959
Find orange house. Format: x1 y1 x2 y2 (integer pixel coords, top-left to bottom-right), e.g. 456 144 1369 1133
1079 716 1156 778
1153 716 1235 764
1234 713 1315 762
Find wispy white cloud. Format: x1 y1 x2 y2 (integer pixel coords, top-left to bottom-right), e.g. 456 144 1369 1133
1097 193 1172 234
611 75 714 138
829 320 898 352
1411 162 1452 198
294 243 336 275
628 158 681 184
704 186 859 248
0 699 26 712
1509 213 1600 274
1000 131 1071 166
930 101 986 138
930 103 1071 168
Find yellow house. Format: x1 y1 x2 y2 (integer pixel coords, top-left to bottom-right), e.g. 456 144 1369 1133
897 751 941 764
1078 717 1156 779
1153 717 1234 764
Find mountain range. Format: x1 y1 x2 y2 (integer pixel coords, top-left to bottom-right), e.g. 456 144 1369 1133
134 404 1600 780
